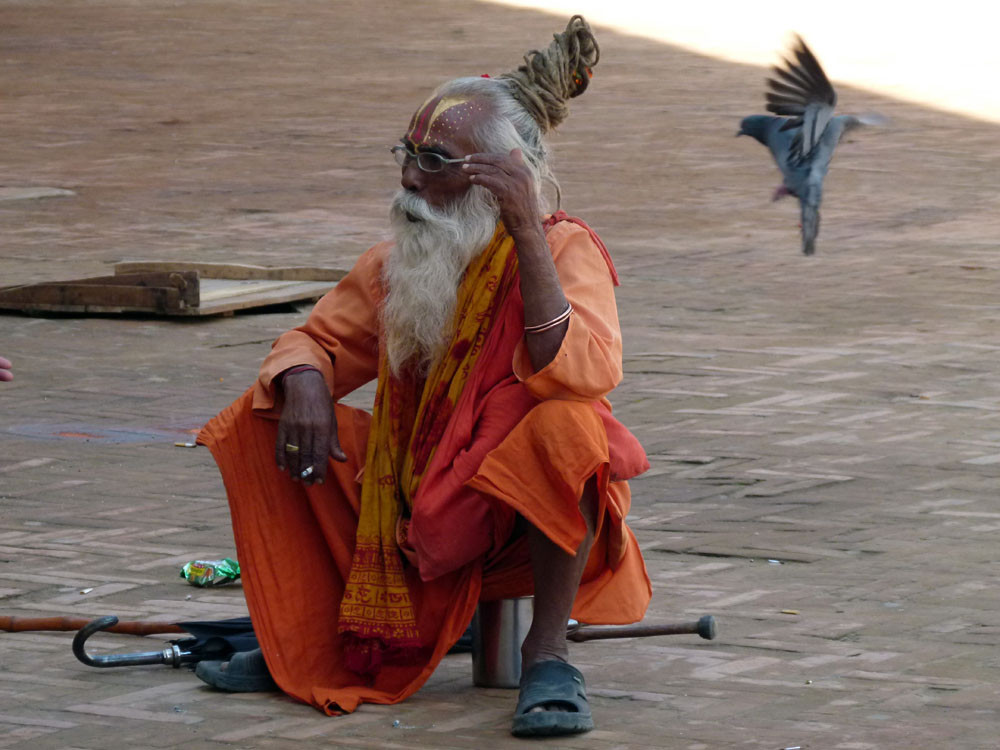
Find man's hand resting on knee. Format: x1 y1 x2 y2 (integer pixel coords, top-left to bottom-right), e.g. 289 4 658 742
275 368 347 486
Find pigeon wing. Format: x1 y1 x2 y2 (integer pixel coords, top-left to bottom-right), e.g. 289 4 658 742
765 36 837 162
839 112 890 137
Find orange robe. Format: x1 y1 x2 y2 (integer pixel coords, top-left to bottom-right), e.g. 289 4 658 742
198 219 652 715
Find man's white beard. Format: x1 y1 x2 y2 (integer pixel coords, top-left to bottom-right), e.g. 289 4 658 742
383 186 499 376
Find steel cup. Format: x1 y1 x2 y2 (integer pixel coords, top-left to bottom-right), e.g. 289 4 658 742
471 596 533 688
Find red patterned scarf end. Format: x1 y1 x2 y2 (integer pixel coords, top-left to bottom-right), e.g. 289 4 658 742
341 632 428 678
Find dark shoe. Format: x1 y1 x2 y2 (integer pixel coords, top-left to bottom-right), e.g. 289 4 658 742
511 660 594 737
195 648 278 692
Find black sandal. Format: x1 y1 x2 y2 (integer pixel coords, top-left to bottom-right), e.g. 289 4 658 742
511 660 594 737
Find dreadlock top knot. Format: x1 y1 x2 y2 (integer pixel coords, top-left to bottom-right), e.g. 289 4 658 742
498 15 600 134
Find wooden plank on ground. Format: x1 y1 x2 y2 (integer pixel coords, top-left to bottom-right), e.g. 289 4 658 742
114 261 346 282
188 280 334 316
198 279 305 303
0 264 342 317
66 271 200 308
0 281 185 315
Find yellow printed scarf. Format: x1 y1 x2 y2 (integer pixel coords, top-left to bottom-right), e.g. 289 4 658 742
338 224 518 675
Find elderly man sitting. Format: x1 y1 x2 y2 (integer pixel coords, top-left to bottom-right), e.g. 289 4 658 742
196 16 651 738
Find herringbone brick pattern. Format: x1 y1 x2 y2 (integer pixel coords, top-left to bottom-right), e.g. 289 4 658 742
3 1 1000 747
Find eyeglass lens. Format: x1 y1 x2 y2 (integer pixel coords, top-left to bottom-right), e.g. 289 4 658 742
392 147 448 173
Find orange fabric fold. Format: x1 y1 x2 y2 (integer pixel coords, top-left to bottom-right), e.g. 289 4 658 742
198 391 651 714
199 394 480 714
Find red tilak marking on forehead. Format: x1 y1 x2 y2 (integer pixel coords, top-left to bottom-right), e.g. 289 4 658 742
406 95 475 145
407 94 443 143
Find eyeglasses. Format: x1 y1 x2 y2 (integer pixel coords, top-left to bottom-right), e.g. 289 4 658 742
390 144 465 173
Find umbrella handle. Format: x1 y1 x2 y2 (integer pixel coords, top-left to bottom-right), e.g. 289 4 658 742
72 615 199 668
566 615 717 642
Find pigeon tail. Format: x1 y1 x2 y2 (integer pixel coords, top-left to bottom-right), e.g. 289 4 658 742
801 201 820 256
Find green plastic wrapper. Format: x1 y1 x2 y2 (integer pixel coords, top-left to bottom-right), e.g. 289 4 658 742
180 557 241 587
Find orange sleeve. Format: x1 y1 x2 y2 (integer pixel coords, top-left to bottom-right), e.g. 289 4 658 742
252 243 387 414
512 221 623 401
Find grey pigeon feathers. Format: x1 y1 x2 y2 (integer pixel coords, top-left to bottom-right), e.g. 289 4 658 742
738 36 884 255
767 40 837 163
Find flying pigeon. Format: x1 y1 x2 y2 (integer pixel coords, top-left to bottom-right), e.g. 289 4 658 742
738 36 884 255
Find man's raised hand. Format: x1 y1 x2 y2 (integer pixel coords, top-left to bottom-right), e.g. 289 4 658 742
275 368 346 486
462 149 541 237
0 356 12 382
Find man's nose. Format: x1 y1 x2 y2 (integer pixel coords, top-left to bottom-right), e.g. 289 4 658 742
400 160 424 193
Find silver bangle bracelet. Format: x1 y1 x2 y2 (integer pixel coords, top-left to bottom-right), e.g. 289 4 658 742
524 303 573 334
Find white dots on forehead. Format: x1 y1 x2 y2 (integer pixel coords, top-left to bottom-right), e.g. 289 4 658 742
407 95 490 148
431 101 485 140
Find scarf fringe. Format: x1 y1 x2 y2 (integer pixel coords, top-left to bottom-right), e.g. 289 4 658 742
341 632 428 678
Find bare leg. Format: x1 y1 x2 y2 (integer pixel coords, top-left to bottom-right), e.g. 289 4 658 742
521 475 599 672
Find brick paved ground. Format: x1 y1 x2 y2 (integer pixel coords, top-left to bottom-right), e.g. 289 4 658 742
3 1 1000 748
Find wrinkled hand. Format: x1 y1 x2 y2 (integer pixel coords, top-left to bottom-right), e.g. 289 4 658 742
462 149 541 237
275 369 346 486
0 356 12 383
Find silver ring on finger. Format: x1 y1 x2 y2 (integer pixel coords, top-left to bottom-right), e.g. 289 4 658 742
300 466 314 479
